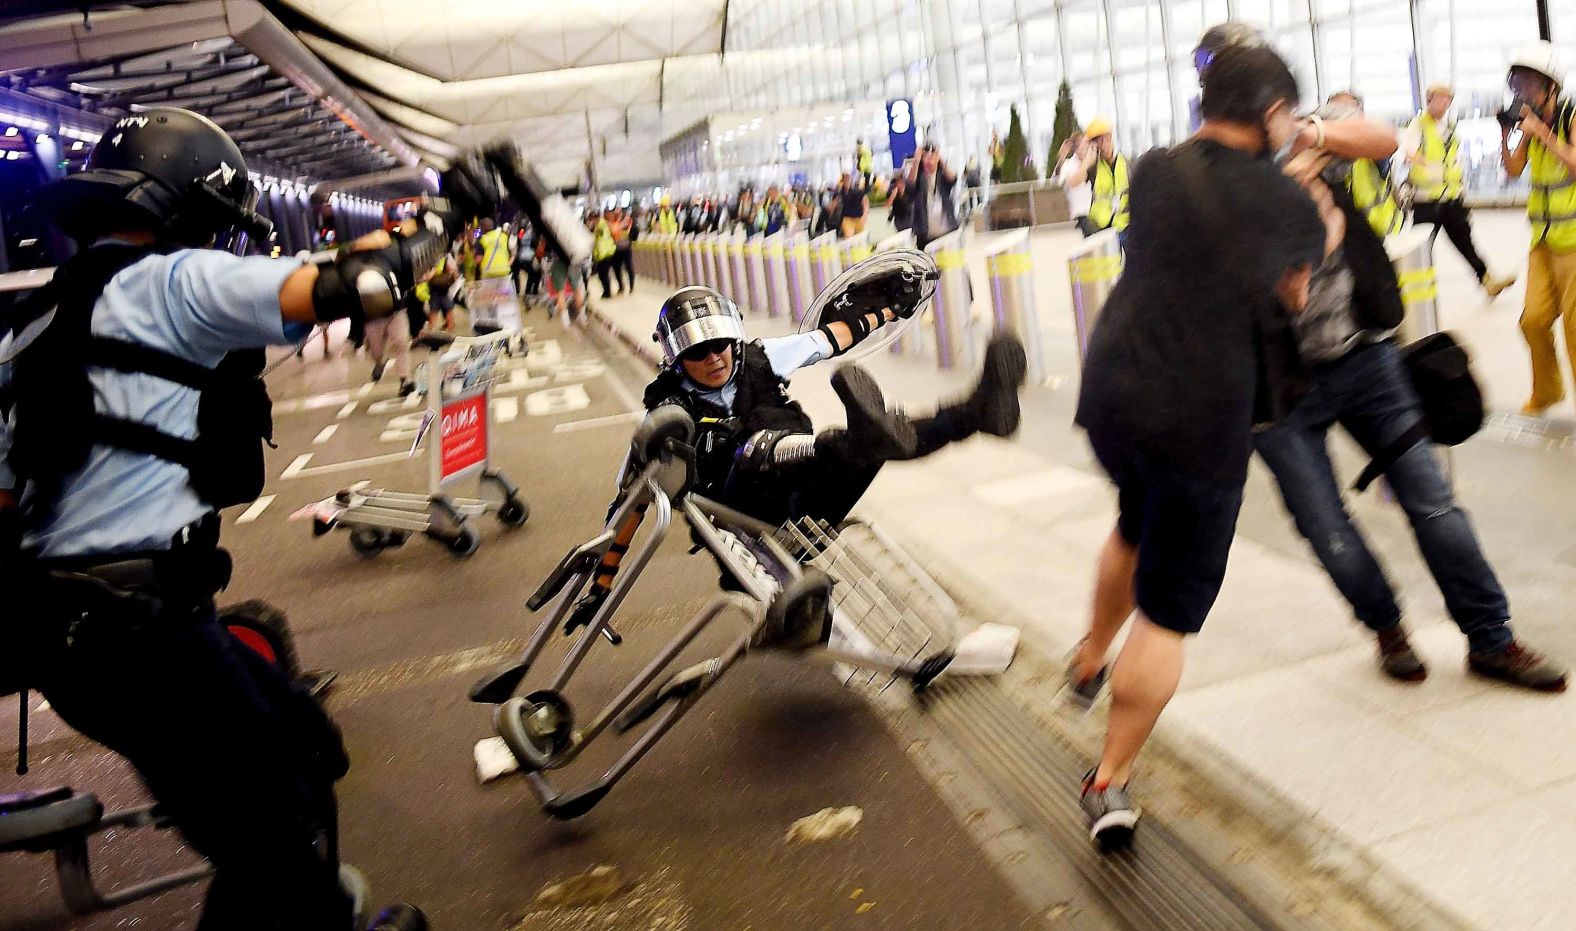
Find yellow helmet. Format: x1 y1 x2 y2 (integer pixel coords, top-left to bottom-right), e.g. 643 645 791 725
1085 117 1113 139
659 195 671 207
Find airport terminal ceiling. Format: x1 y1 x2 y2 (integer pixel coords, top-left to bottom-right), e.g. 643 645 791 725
2 0 1575 191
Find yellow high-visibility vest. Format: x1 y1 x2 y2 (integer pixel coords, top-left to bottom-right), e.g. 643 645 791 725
1088 155 1129 232
657 208 678 234
1349 158 1403 238
477 229 511 279
1528 102 1576 252
1408 112 1464 202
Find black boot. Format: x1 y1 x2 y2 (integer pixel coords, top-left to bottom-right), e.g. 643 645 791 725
968 334 1029 437
828 365 917 464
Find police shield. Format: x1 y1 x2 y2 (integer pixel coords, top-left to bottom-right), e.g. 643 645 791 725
797 248 938 362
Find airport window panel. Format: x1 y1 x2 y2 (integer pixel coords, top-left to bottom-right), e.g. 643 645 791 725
1346 4 1415 118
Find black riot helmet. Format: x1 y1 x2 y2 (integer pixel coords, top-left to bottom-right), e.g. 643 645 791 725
1194 22 1268 76
653 285 747 372
35 107 271 248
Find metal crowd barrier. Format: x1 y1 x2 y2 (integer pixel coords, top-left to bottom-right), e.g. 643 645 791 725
745 235 769 315
840 231 873 269
1067 230 1123 364
876 231 923 356
810 231 843 296
678 234 696 287
925 230 973 370
708 233 726 295
729 233 752 312
717 234 737 304
985 231 1043 383
764 231 790 319
785 231 814 324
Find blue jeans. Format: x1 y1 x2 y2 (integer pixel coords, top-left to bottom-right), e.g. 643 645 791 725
1253 341 1512 653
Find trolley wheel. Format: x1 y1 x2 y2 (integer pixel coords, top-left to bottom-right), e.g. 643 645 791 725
446 522 481 557
349 526 390 557
312 516 336 537
496 690 575 772
497 496 530 527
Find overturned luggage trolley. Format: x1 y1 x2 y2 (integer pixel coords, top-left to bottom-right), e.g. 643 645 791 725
302 330 529 557
469 406 967 819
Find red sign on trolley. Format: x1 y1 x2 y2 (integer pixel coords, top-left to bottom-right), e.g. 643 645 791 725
439 391 488 484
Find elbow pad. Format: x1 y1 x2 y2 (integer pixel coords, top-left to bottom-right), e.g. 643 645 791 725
311 227 449 324
311 246 403 324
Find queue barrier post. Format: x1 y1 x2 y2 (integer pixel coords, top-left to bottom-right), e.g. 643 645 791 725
785 231 815 324
764 231 790 319
1067 229 1123 365
986 230 1043 384
925 230 973 370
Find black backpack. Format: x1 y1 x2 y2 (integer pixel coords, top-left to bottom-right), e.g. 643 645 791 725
1352 331 1483 491
1 244 275 523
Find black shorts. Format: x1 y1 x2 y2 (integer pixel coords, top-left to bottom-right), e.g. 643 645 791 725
1089 437 1244 635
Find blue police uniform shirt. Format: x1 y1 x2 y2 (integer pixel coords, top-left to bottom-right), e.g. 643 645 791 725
681 331 832 409
0 246 304 558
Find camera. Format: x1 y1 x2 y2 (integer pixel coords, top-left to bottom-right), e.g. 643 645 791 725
1497 107 1523 130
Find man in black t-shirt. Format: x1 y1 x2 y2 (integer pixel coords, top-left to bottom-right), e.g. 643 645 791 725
1066 44 1328 852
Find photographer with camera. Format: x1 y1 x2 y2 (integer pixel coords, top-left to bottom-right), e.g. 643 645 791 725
1501 41 1576 417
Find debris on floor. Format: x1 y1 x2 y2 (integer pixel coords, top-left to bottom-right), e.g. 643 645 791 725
535 865 626 908
786 806 863 843
511 866 692 930
474 736 520 783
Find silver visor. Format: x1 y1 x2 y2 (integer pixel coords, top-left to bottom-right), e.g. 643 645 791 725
657 310 747 366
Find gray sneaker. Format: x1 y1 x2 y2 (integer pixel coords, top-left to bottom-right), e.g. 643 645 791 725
1063 651 1109 713
1080 769 1138 851
1468 642 1568 692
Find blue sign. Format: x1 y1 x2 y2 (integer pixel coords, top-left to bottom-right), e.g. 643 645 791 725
887 99 917 169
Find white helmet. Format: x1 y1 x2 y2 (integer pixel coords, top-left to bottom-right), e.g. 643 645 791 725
1510 41 1564 86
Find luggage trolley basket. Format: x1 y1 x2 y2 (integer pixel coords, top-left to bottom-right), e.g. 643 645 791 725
300 330 530 558
467 406 958 820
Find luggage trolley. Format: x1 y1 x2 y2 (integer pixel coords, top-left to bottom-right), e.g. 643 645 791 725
302 330 530 558
468 406 959 819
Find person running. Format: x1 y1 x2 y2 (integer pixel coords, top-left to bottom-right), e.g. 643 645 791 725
1406 83 1517 298
1067 42 1328 851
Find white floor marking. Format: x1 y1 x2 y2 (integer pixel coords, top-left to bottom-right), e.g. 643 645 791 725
235 494 276 524
367 394 422 414
356 382 374 398
280 451 412 479
335 401 357 419
281 453 314 479
553 411 641 434
493 396 519 423
525 384 591 417
313 424 338 445
272 389 352 415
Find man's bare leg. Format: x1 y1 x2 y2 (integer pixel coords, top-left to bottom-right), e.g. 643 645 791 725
1093 614 1184 788
1073 527 1137 682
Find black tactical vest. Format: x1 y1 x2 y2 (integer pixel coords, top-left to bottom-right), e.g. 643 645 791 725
0 244 274 525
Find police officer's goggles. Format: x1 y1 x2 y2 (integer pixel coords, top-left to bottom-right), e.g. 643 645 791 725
679 339 733 363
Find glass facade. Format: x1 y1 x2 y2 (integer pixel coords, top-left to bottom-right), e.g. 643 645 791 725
659 0 1561 191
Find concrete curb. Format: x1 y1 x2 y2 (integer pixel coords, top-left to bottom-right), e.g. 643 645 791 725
585 302 663 369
